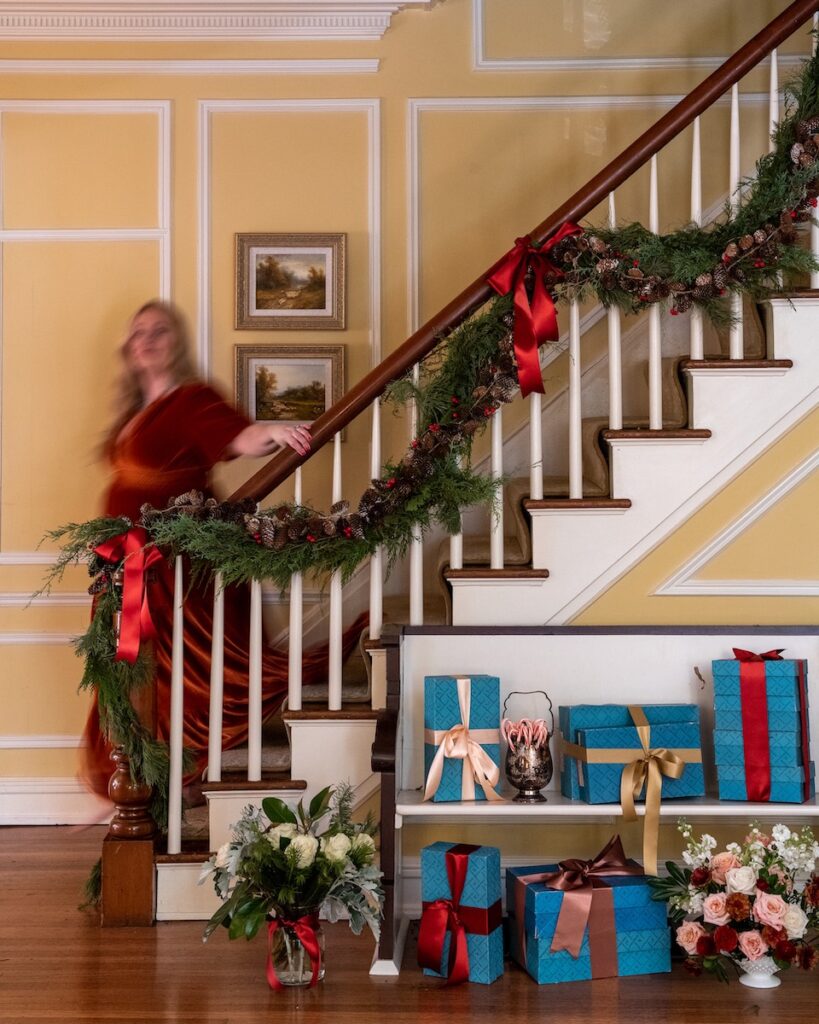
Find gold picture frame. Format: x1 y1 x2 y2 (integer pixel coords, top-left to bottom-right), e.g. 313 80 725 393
235 232 346 330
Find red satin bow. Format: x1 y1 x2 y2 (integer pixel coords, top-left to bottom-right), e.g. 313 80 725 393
733 648 784 662
486 222 583 397
417 843 477 985
94 527 163 664
266 914 322 991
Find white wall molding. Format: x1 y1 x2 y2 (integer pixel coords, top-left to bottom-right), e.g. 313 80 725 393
0 592 89 606
0 734 83 749
0 632 75 644
656 449 819 597
0 2 436 40
0 776 111 825
471 0 808 73
0 552 60 565
0 59 381 76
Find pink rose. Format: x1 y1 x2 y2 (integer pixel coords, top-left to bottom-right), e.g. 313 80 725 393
703 892 731 926
676 921 707 955
710 851 741 884
738 930 769 961
752 892 788 929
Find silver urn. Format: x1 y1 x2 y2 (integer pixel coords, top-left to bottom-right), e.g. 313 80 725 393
501 690 554 803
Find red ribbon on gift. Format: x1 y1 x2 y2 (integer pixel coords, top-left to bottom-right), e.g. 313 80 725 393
266 913 322 991
95 527 163 664
513 835 643 977
417 843 501 985
733 648 811 802
486 222 583 397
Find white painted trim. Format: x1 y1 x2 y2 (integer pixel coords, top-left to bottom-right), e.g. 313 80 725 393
0 228 166 242
656 449 819 596
0 3 435 40
198 98 381 377
471 1 808 72
0 632 74 644
0 552 61 565
0 776 111 825
0 592 89 606
0 59 381 75
0 734 83 749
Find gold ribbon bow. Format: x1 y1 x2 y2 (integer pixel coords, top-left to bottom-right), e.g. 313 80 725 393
424 676 503 802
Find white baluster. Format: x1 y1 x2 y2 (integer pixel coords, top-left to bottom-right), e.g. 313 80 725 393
648 154 663 429
369 400 384 641
607 191 623 430
729 83 744 359
812 24 819 289
166 555 185 855
247 578 262 781
328 433 343 710
449 451 464 572
490 407 504 568
689 117 704 361
568 299 583 499
769 49 779 153
529 392 544 501
409 363 424 625
206 571 224 782
288 467 303 711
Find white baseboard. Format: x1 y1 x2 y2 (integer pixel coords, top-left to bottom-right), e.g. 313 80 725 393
0 776 112 825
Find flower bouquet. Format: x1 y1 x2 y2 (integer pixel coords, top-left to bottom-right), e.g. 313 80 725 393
650 821 819 986
200 783 383 989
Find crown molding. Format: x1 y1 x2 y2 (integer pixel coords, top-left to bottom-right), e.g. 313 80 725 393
0 2 437 40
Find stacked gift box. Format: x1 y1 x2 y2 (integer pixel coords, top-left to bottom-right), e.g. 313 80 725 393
712 652 814 803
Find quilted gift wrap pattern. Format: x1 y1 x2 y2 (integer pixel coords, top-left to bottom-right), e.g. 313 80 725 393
506 846 670 984
423 675 501 802
418 842 503 984
712 651 813 804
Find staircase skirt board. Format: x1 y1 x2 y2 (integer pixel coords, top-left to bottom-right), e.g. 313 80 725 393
156 860 220 921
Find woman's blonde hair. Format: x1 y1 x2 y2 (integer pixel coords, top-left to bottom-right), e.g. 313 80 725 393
103 299 199 455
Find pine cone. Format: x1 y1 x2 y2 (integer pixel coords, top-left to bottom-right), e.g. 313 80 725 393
576 236 590 252
675 295 693 313
596 257 620 274
330 500 349 516
347 514 365 539
589 235 608 254
753 229 767 245
670 281 686 293
600 273 618 290
259 518 277 547
627 267 644 280
722 242 739 261
712 263 728 289
739 234 754 251
800 152 815 168
287 522 306 542
791 142 806 163
797 116 819 140
245 516 261 536
274 527 289 550
323 519 337 537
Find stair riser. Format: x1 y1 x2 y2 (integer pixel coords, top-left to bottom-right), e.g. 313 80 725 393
205 787 308 849
288 720 378 806
450 577 552 626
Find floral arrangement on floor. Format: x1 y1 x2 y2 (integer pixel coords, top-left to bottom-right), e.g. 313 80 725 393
650 820 819 983
200 784 383 989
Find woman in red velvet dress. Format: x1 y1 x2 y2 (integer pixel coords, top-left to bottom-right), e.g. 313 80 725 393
82 300 360 796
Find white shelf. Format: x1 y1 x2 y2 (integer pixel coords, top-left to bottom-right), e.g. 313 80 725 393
395 788 819 826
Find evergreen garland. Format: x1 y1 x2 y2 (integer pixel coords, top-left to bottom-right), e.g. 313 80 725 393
45 51 819 837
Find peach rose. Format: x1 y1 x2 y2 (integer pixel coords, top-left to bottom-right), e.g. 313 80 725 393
737 930 769 961
703 893 732 926
676 920 708 956
710 851 741 884
752 892 788 929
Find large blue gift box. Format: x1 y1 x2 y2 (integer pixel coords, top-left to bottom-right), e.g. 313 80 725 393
506 858 671 983
559 704 704 804
423 675 501 802
419 842 503 984
712 653 813 804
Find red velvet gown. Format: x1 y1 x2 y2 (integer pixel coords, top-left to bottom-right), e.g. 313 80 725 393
81 383 364 796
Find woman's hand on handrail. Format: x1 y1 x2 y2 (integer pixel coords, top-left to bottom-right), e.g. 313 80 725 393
229 421 312 458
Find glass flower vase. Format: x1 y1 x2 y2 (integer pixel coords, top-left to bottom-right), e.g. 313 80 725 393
268 909 326 989
738 955 781 989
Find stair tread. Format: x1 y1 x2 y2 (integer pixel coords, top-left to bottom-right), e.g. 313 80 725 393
682 358 793 369
602 428 712 439
203 773 305 793
525 497 632 510
444 567 549 579
283 706 381 721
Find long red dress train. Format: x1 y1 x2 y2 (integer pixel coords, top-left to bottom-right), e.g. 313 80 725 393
81 383 366 796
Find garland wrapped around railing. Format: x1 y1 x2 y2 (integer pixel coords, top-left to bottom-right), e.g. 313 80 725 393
43 50 819 833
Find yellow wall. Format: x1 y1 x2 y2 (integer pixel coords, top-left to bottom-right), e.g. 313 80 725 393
0 0 815 794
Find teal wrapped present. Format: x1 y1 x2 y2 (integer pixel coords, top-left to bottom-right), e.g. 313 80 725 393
423 675 502 803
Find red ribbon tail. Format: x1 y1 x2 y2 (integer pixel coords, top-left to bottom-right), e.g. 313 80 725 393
266 921 284 991
446 919 470 986
417 903 451 974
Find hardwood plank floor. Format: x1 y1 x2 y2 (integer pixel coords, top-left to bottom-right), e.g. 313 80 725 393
1 826 816 1023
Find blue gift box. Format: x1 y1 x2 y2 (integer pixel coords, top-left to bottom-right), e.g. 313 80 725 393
506 864 671 983
712 657 809 701
717 763 815 803
424 675 500 803
715 707 805 732
420 842 503 984
560 704 703 804
714 729 805 767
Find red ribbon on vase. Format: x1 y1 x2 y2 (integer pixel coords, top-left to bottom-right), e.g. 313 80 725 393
486 222 583 397
94 527 163 664
417 843 502 985
266 913 322 990
512 835 643 977
733 648 811 802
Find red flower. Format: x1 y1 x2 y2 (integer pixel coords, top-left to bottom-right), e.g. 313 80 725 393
690 866 710 887
761 925 786 947
428 423 441 433
683 958 703 976
306 534 317 543
713 926 739 953
775 940 797 964
755 878 770 893
386 477 397 489
342 526 353 539
804 877 819 907
696 935 716 957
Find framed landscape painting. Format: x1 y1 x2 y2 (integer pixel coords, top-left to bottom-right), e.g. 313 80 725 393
235 232 346 330
235 344 345 433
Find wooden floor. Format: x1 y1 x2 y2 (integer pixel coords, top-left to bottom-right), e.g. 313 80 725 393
1 827 817 1024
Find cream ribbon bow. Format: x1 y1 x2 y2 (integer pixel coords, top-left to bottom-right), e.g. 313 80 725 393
423 676 503 802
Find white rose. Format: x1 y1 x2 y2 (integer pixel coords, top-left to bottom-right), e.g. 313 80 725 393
214 843 232 869
289 833 319 869
351 833 376 861
783 903 809 940
322 833 352 863
725 866 758 895
267 823 298 847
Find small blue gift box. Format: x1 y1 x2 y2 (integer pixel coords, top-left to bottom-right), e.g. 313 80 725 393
506 844 670 984
423 675 501 802
714 729 805 767
419 842 503 984
559 704 704 804
717 763 816 803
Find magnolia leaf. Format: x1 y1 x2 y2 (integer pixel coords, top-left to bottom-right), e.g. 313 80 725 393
262 796 297 825
309 786 333 820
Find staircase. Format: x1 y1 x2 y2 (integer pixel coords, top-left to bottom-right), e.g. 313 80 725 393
104 0 819 929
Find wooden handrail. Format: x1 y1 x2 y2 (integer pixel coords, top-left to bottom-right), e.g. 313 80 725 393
230 0 819 503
